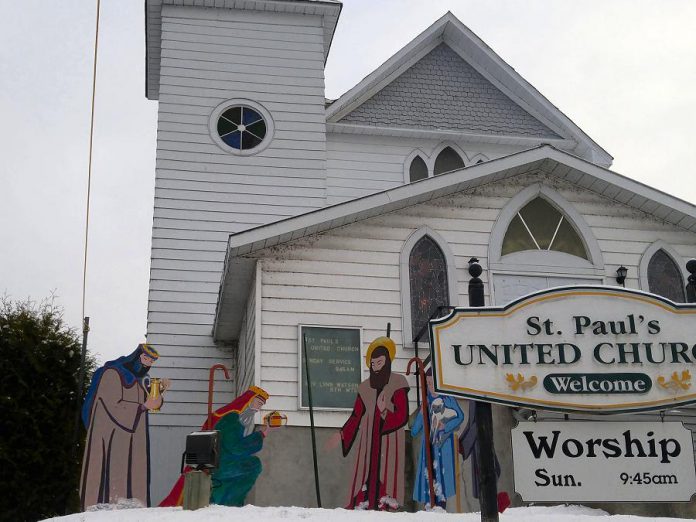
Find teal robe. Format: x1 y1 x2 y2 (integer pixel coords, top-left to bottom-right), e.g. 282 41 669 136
210 412 263 506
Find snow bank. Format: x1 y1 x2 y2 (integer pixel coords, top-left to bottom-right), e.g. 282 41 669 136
43 504 689 522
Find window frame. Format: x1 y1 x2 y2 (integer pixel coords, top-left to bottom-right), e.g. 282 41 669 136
209 98 275 156
403 143 486 183
489 184 605 281
639 240 688 300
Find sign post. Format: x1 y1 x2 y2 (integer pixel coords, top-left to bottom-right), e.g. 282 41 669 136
468 258 499 522
430 281 696 507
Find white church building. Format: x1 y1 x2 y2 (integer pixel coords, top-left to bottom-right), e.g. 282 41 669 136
144 0 696 515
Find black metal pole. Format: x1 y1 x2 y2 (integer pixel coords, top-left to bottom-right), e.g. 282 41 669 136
686 259 696 303
468 259 499 522
302 333 322 507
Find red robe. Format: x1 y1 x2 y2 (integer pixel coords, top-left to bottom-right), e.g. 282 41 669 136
341 372 409 510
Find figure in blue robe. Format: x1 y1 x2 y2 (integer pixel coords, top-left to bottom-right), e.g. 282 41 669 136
412 381 465 508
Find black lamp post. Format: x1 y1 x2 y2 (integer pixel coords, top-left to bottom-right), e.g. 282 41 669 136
686 259 696 303
468 258 499 522
616 266 628 287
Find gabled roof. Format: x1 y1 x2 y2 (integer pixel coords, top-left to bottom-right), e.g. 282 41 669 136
326 12 613 167
213 145 696 341
338 43 561 140
145 0 342 100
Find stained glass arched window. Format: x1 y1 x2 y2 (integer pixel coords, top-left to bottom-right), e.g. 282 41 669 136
501 197 587 259
433 147 465 175
409 155 428 182
648 249 685 302
409 236 449 340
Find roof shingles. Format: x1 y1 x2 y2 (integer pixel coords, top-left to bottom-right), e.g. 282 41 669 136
340 44 560 139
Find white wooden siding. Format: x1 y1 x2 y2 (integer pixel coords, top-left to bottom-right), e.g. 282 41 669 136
325 133 523 205
255 173 696 427
147 5 328 430
236 266 256 395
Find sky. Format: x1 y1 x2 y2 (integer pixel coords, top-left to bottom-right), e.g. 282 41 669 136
1 0 695 364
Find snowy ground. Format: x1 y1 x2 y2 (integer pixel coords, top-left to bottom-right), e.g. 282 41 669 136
44 504 689 522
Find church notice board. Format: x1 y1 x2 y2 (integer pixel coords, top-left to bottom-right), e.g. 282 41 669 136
299 326 362 410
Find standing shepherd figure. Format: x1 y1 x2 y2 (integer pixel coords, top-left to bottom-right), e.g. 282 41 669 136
412 368 465 509
329 336 410 510
80 343 168 509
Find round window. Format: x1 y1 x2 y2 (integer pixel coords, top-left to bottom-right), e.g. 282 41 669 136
217 106 267 150
210 100 274 155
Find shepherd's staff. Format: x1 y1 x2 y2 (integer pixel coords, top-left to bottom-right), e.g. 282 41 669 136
407 356 436 507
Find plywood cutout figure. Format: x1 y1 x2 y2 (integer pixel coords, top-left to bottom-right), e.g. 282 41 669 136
458 400 511 513
412 368 465 509
80 343 168 509
334 336 410 510
159 386 273 507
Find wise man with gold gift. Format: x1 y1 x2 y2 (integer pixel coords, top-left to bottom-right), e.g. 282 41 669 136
329 336 410 510
160 385 278 507
80 343 170 509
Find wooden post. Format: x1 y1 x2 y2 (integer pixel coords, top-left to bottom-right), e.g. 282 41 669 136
468 258 499 522
686 259 696 303
183 470 212 510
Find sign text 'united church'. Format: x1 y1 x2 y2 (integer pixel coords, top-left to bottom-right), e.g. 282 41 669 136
429 286 696 413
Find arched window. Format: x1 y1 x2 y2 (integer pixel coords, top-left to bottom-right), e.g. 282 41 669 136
433 146 465 175
489 185 604 305
409 236 450 339
648 249 685 302
409 155 428 182
501 197 587 259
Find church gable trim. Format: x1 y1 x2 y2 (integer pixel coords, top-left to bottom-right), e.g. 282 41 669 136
215 145 696 341
227 145 696 260
326 12 612 166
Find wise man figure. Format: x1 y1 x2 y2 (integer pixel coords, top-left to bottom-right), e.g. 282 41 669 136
412 367 465 509
80 343 168 509
329 336 410 510
160 385 277 507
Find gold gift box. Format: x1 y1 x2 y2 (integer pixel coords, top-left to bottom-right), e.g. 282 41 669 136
264 410 287 427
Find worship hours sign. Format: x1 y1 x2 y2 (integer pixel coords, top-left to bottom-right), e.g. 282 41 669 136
429 286 696 413
299 325 362 410
512 421 696 502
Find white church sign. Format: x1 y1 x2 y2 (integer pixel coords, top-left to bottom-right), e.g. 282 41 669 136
512 421 696 502
429 286 696 413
